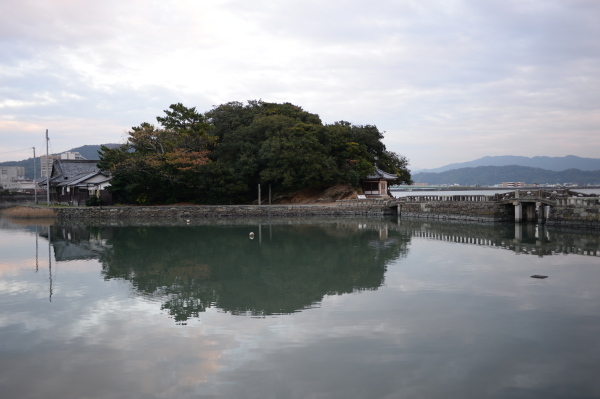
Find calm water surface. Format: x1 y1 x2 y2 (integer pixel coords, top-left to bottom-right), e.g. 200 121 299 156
1 216 599 399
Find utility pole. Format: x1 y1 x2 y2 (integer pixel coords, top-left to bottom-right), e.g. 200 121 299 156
48 225 53 302
32 147 37 204
45 129 50 205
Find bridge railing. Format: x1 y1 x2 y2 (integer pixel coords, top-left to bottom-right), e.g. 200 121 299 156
398 195 496 203
336 190 600 206
396 189 599 204
557 197 600 206
500 189 599 203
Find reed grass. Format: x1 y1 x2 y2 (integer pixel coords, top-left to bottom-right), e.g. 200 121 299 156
7 218 56 227
0 206 56 219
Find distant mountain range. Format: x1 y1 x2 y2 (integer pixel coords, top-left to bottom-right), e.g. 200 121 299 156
416 155 600 173
410 155 600 186
0 144 120 179
413 165 600 186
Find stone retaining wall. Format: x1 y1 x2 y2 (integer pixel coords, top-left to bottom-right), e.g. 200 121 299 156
33 199 600 230
397 201 512 223
547 204 600 230
397 199 600 228
56 204 396 220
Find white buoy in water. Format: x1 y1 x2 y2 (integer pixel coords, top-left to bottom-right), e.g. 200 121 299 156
249 232 255 239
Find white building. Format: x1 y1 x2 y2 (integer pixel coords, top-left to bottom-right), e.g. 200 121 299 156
502 182 526 188
40 152 86 177
1 179 35 191
0 166 25 188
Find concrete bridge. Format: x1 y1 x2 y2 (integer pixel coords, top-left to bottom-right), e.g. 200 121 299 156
387 189 600 225
496 189 562 223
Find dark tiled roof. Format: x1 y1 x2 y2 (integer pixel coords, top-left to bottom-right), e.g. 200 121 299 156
69 172 102 186
366 167 397 181
50 160 102 186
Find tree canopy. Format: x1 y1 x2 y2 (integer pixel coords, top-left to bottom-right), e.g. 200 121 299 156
99 101 411 204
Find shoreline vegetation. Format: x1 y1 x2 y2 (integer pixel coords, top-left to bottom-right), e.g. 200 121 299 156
0 206 56 219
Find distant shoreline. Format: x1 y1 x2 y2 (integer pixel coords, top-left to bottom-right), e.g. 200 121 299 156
391 185 600 192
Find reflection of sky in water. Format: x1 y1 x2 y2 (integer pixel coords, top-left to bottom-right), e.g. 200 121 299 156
1 220 599 399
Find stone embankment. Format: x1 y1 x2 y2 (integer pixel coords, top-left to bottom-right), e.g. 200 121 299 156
395 196 600 229
396 201 512 223
9 194 600 230
55 203 396 220
546 197 600 230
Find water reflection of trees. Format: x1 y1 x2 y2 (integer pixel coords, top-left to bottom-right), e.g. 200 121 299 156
36 218 600 322
91 222 411 321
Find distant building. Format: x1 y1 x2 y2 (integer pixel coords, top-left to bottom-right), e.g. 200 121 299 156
1 179 35 191
502 182 526 188
0 166 25 189
411 183 429 187
61 151 86 160
40 155 60 178
40 152 86 177
1 166 25 180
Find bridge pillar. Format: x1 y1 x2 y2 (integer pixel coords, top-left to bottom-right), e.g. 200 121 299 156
525 204 536 221
536 202 546 224
513 201 523 222
514 223 523 242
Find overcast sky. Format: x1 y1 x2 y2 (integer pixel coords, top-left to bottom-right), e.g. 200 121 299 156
1 0 599 169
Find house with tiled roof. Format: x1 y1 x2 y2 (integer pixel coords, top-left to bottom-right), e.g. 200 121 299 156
363 167 397 198
46 160 112 205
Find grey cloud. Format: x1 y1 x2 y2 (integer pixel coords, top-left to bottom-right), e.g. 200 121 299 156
0 0 129 47
241 0 600 80
1 0 599 166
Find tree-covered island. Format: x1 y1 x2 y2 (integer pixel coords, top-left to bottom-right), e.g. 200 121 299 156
98 100 411 204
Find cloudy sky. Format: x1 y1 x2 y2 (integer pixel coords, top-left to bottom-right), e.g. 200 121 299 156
1 0 599 169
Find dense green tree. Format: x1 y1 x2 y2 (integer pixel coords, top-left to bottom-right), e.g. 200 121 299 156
100 100 411 204
206 102 328 202
99 104 212 204
259 122 333 190
378 150 413 185
156 103 215 151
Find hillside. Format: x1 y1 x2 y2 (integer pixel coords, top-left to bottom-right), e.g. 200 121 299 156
273 184 358 204
418 155 600 173
66 144 122 160
412 165 600 186
0 144 120 179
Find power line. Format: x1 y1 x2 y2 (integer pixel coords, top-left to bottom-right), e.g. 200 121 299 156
0 147 34 155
